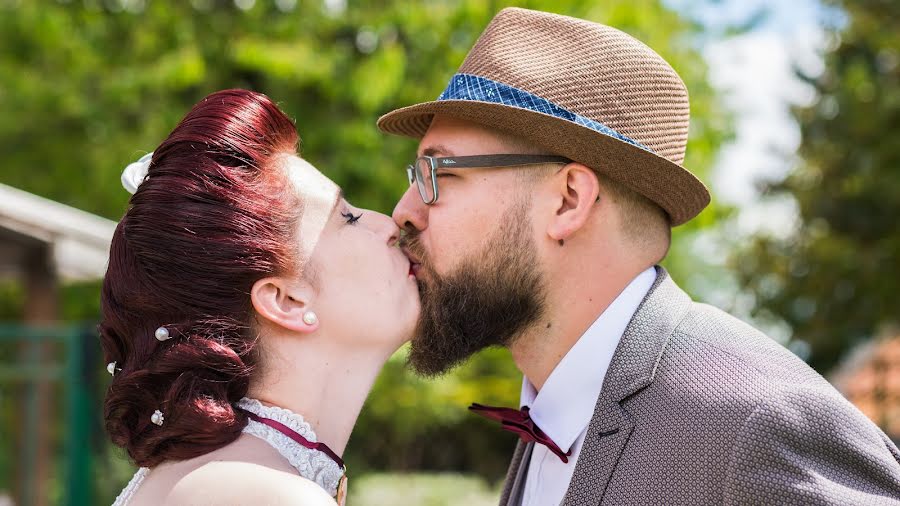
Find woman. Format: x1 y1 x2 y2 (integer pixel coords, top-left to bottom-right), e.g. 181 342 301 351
102 89 419 505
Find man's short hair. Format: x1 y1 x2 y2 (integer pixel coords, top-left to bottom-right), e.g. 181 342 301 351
594 172 671 262
497 128 671 262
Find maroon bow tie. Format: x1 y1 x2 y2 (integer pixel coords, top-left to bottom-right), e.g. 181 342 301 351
469 403 571 463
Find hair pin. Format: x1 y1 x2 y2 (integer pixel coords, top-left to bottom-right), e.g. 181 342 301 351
155 326 172 342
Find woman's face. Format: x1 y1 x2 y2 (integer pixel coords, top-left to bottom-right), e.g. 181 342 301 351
284 156 420 351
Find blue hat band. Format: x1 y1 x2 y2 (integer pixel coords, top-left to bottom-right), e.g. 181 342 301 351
437 73 653 154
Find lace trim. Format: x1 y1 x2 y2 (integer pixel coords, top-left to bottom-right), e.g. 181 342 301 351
111 467 148 506
110 399 341 504
237 397 343 496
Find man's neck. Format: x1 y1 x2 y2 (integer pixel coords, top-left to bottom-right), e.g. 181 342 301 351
510 265 644 391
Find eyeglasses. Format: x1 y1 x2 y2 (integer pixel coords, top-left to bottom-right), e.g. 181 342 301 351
406 154 570 204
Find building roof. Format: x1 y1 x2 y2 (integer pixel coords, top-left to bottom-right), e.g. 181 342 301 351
0 183 117 282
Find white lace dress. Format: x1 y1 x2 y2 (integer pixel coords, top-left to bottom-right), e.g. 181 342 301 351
112 398 345 505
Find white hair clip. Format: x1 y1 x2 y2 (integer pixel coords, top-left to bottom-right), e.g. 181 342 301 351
121 152 154 195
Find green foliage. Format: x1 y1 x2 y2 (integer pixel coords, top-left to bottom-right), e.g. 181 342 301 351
348 472 501 506
0 0 729 224
732 0 899 371
350 346 523 479
0 0 730 501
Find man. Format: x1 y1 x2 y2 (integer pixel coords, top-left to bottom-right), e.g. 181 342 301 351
379 7 900 505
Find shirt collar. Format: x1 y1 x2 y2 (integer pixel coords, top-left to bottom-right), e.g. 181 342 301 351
520 266 657 453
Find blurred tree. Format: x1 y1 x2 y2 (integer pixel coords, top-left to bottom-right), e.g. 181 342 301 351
0 0 731 502
733 0 899 372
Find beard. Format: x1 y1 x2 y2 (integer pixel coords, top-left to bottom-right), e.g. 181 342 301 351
401 200 547 377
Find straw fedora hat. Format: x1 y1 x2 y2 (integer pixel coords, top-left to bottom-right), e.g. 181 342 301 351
378 7 710 226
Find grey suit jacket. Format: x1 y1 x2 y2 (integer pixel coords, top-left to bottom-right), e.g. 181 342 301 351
500 268 900 505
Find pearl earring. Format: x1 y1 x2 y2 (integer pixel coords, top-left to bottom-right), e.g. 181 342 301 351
107 361 118 376
151 409 164 426
303 311 318 325
155 326 171 341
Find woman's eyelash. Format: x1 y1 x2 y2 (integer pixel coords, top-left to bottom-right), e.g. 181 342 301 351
341 211 362 224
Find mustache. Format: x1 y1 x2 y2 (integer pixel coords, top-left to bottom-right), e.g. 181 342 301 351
399 230 430 270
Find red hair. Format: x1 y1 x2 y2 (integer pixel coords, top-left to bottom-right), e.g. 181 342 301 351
100 89 301 467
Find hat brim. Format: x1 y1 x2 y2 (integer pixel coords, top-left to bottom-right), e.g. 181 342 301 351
378 100 710 226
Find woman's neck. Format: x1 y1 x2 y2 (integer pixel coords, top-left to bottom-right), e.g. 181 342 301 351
246 333 394 456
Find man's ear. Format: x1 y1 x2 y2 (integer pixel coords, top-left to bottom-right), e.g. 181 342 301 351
250 277 319 333
546 163 600 243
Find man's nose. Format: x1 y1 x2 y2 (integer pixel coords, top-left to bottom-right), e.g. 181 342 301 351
392 185 428 233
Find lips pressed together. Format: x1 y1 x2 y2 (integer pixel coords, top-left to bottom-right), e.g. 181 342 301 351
402 247 422 278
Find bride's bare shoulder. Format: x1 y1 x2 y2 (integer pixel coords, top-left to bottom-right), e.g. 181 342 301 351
163 460 336 505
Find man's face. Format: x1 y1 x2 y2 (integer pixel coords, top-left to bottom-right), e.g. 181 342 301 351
394 116 533 277
393 116 547 376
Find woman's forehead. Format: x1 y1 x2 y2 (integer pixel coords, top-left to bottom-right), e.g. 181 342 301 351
281 155 339 205
280 155 340 260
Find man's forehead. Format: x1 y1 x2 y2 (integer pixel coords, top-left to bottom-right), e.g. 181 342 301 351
418 117 505 156
421 145 455 157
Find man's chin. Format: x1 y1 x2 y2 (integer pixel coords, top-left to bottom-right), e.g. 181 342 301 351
402 198 543 378
406 338 485 378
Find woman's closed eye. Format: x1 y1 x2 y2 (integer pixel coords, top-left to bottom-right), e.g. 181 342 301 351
341 211 362 225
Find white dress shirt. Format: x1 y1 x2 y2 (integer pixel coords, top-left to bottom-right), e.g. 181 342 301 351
519 267 656 506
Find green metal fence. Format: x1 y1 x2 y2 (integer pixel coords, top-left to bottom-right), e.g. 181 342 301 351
0 324 94 506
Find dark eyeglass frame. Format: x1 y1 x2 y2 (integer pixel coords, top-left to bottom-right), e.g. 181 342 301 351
406 154 571 205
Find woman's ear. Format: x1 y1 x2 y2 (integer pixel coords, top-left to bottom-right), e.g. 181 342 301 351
546 163 601 243
250 277 319 333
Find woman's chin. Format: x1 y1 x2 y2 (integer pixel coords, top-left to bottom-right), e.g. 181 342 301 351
393 320 417 350
364 320 417 357
369 294 419 354
395 314 420 350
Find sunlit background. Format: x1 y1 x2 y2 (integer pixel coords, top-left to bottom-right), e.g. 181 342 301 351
0 0 896 504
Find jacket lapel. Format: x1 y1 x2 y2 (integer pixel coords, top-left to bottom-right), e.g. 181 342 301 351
499 440 533 506
561 267 692 505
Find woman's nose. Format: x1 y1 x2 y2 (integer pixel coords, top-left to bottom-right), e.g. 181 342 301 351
386 220 400 247
369 209 401 247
